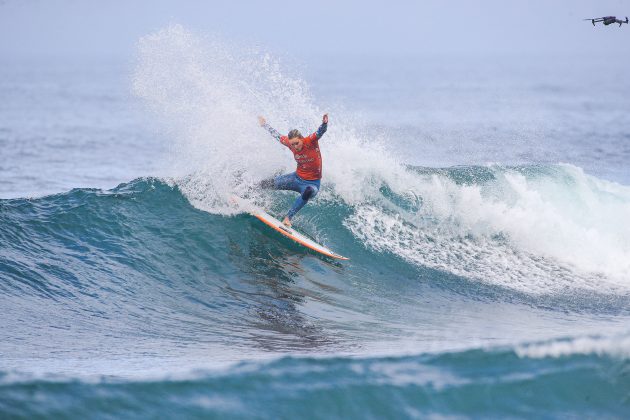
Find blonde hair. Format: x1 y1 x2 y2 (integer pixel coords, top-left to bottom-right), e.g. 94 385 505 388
288 129 303 139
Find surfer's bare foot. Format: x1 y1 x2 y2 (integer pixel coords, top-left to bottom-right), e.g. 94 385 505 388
282 217 292 227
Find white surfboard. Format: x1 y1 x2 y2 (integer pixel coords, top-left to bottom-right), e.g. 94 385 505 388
231 196 348 260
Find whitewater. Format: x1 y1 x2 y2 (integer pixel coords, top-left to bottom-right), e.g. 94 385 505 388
2 25 630 418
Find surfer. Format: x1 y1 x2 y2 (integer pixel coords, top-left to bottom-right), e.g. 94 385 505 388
257 114 328 227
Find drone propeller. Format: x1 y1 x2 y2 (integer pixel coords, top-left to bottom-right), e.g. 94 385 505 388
585 17 603 25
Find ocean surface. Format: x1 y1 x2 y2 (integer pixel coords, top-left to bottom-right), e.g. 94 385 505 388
2 25 630 418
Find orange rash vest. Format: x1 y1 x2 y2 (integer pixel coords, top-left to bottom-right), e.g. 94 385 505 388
280 133 323 181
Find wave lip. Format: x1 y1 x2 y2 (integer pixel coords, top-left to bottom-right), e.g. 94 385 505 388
516 333 630 359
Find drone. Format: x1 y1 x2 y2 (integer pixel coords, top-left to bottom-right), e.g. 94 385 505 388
585 16 628 27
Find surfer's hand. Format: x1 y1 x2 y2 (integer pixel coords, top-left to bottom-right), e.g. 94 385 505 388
258 116 266 126
322 114 328 124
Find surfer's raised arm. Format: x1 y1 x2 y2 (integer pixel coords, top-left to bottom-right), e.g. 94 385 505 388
313 114 328 140
258 116 282 142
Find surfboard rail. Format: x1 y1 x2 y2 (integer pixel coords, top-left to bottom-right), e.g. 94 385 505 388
231 196 348 260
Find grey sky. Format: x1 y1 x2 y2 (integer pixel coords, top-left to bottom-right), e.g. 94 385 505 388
1 0 628 58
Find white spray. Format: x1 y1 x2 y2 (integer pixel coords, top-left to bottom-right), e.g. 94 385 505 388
133 25 630 295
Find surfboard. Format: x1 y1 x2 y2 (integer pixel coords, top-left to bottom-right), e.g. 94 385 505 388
231 196 348 260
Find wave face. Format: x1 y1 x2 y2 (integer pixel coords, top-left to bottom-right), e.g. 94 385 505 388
2 172 629 320
2 176 629 366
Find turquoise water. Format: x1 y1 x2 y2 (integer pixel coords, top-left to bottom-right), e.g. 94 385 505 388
3 350 629 418
2 25 630 418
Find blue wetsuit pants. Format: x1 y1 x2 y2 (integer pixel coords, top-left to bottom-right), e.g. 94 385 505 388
261 172 320 220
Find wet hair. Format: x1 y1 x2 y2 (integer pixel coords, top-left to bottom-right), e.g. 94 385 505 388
287 129 303 139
